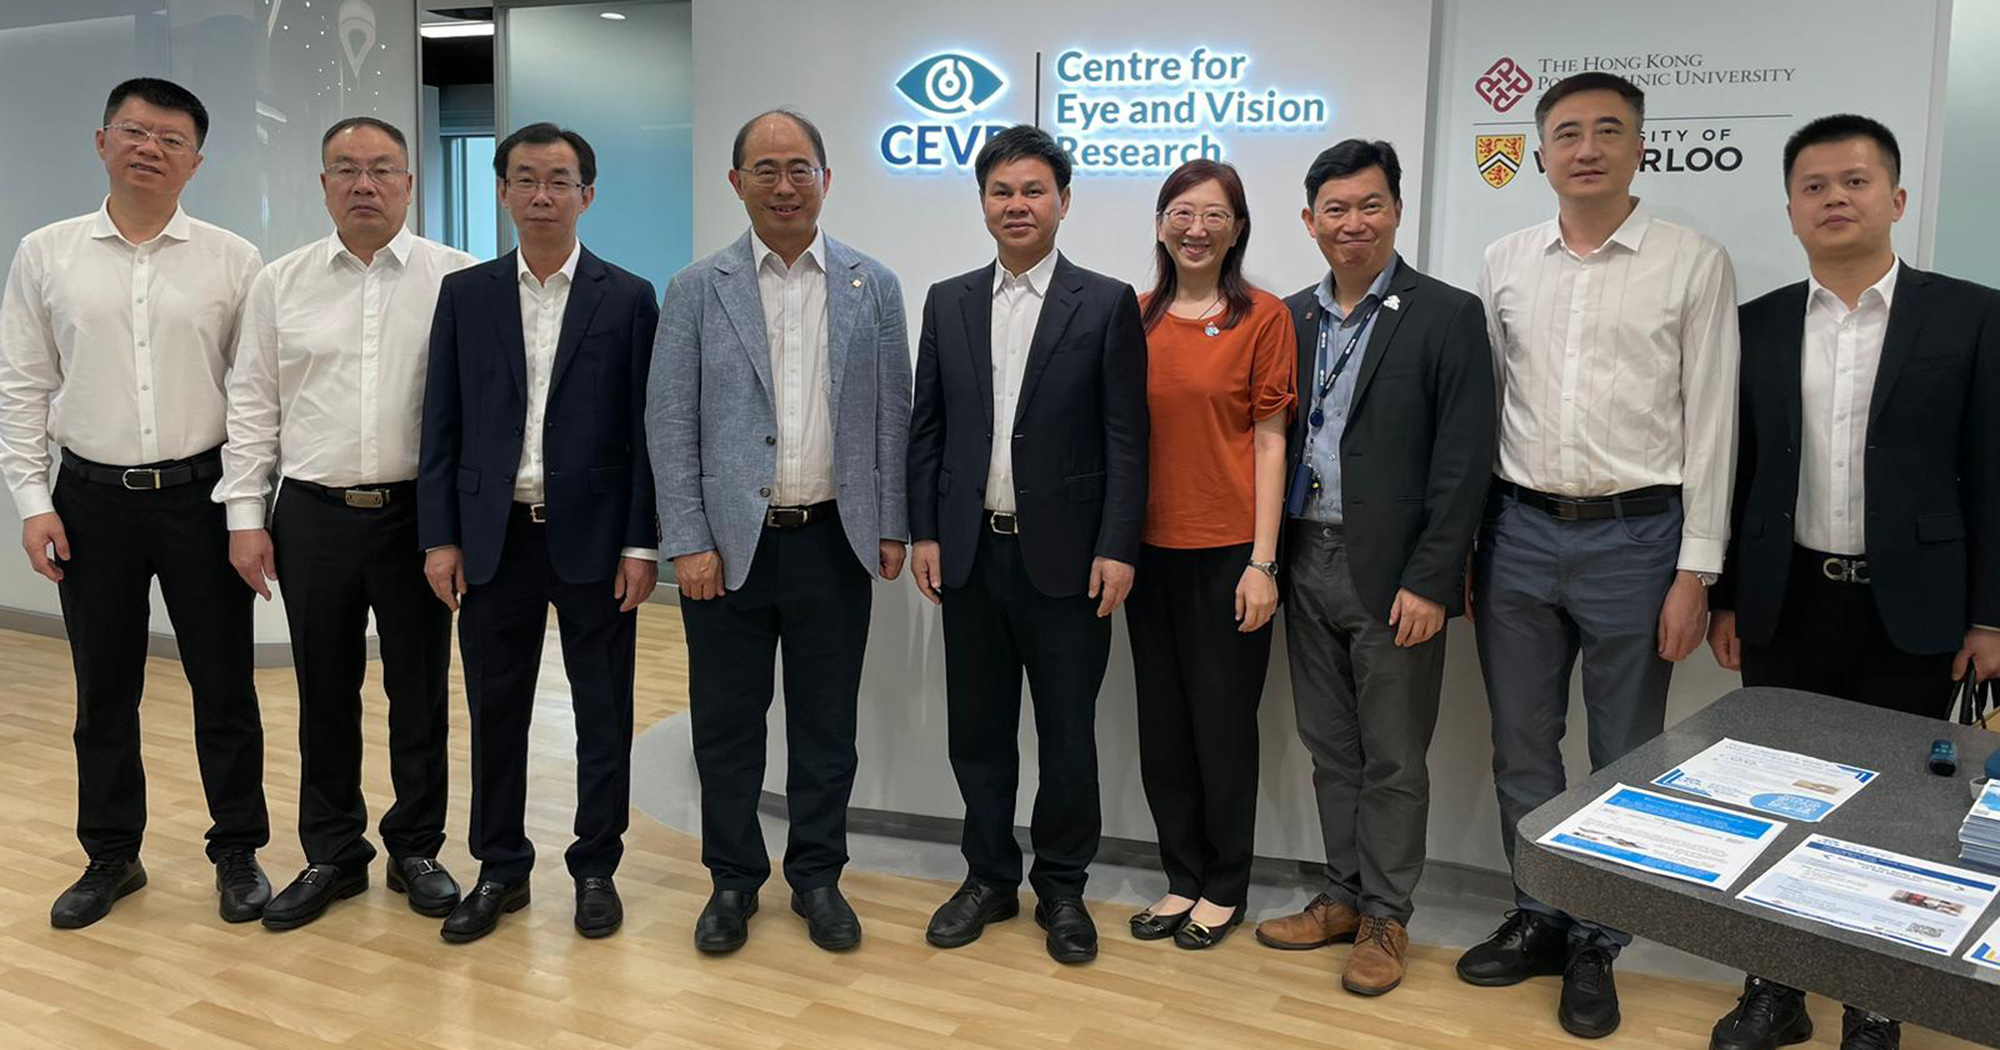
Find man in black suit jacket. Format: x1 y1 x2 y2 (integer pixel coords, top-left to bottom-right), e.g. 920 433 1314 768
417 124 659 945
1250 141 1493 997
1707 116 2000 1050
906 125 1148 964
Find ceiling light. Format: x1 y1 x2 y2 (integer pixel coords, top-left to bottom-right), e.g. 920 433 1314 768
601 11 627 18
419 21 494 38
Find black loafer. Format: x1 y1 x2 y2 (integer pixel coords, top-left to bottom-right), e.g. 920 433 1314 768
50 858 147 929
926 878 1020 948
694 889 758 954
213 848 270 923
440 878 530 944
1034 897 1098 964
1559 944 1622 1039
1129 907 1192 941
262 864 369 931
575 877 623 939
1456 909 1570 986
1710 975 1812 1050
387 856 462 918
791 885 862 951
1173 906 1244 950
1839 1006 1900 1050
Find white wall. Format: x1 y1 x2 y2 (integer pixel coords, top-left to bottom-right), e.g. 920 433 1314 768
1935 0 2000 285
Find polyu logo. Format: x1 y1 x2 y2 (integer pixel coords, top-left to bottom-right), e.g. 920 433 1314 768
896 53 1005 117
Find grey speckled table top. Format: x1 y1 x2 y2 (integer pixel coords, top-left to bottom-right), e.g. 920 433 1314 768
1517 687 2000 1047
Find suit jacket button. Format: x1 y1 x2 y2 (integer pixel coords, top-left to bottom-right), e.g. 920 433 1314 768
513 427 522 436
504 475 514 484
759 487 771 498
766 435 776 445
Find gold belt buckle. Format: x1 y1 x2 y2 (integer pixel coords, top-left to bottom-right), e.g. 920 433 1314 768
342 489 386 509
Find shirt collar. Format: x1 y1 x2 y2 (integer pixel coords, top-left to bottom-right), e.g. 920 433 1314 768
751 228 826 276
993 249 1059 298
328 224 418 270
1315 254 1400 321
1541 200 1652 256
518 240 583 289
89 197 193 245
1808 259 1901 315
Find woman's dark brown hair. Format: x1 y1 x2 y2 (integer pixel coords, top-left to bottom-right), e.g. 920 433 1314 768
1141 158 1253 333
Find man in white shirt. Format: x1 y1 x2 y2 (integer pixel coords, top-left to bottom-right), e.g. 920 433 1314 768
215 118 474 931
1705 115 2000 1050
0 78 270 930
417 123 659 944
650 109 910 955
1456 72 1741 1039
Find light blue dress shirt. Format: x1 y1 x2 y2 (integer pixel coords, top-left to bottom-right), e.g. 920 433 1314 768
1298 255 1399 525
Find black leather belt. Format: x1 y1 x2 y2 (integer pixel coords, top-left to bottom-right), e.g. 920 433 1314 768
1493 479 1679 522
1798 546 1870 585
986 510 1019 535
286 477 414 509
764 500 836 529
62 448 222 491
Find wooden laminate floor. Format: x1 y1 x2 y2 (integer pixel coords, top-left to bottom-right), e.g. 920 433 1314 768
0 606 1974 1049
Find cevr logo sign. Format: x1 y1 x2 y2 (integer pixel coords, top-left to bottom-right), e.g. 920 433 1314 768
882 52 1011 170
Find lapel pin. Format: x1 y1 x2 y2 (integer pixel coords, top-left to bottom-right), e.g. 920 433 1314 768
1304 309 1315 321
1383 294 1402 311
852 277 863 288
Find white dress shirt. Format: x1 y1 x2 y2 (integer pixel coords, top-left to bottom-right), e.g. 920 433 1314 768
985 249 1058 513
0 200 261 518
215 226 475 529
513 242 655 561
1796 262 1897 556
752 229 835 506
1479 203 1741 573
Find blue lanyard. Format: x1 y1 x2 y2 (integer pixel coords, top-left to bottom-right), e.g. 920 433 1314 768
1309 297 1380 430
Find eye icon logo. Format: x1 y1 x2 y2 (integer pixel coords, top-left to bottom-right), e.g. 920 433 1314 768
896 53 1005 117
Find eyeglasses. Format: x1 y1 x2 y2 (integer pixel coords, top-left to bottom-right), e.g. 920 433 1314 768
103 123 195 156
737 164 825 189
325 164 410 184
1161 206 1237 231
505 176 585 197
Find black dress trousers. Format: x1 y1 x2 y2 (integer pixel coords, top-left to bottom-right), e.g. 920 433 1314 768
456 505 637 884
270 482 451 869
681 508 872 893
941 527 1110 900
51 452 268 862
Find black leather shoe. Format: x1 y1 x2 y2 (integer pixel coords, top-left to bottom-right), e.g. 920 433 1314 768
262 864 369 931
791 885 861 951
50 858 146 929
387 857 462 917
1840 1006 1900 1050
1710 975 1812 1050
1034 897 1098 964
694 889 758 954
440 878 530 944
213 848 270 923
1559 945 1621 1039
1455 909 1570 986
1129 906 1192 941
925 878 1020 948
575 877 622 938
1173 905 1243 951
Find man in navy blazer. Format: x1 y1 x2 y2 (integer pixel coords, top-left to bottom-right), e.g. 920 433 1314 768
649 110 911 955
417 123 659 945
907 125 1148 964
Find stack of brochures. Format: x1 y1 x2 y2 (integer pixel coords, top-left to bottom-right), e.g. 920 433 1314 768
1958 781 2000 870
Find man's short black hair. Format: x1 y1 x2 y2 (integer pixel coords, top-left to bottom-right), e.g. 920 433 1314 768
1533 72 1645 137
731 108 827 170
973 124 1072 193
103 77 209 148
1783 114 1902 188
493 122 597 186
321 116 409 164
1304 139 1403 205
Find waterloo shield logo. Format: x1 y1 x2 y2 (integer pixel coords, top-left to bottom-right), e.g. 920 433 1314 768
1477 134 1527 189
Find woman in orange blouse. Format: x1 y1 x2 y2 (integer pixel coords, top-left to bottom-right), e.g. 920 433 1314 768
1126 159 1295 949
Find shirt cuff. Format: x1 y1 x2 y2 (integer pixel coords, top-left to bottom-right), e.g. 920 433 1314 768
1676 537 1724 577
619 547 659 562
225 499 268 531
1976 624 2000 633
10 484 53 520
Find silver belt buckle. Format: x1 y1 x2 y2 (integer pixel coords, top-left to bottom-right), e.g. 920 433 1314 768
342 489 387 509
1821 555 1870 584
765 506 810 528
121 468 163 490
988 512 1019 535
529 503 548 523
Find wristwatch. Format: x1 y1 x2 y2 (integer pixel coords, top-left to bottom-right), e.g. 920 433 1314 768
1694 571 1719 587
1249 559 1279 579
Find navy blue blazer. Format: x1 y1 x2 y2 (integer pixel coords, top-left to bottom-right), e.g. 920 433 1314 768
418 247 660 586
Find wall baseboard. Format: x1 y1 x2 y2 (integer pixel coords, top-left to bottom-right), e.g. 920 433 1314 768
0 605 368 669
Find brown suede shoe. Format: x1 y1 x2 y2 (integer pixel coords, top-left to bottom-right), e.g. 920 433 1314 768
1254 892 1361 950
1343 915 1409 996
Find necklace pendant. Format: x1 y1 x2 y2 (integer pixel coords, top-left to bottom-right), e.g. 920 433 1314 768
1203 323 1220 337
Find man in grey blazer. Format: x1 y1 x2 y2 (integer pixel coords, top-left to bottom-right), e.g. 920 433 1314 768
648 109 911 955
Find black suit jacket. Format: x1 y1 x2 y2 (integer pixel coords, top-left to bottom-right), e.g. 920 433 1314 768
1282 261 1495 617
418 247 660 587
907 253 1148 598
1714 263 2000 654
